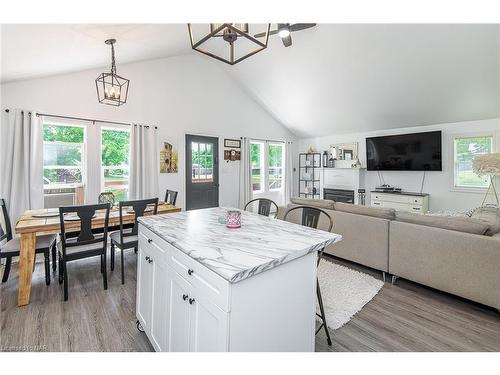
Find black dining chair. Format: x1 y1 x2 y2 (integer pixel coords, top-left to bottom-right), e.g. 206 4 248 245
110 198 159 284
0 198 57 285
164 189 178 206
98 192 116 206
244 198 279 218
58 203 111 301
283 205 334 346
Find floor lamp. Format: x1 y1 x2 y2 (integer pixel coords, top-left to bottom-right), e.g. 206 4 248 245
472 153 500 206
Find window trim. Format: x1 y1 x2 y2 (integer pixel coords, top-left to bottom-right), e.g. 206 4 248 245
449 132 495 193
250 139 285 195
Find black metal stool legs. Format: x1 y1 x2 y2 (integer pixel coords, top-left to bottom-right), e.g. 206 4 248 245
316 278 332 346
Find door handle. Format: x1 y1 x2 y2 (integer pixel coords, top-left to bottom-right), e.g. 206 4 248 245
148 238 153 243
189 298 195 305
148 258 153 264
145 256 150 261
187 269 194 276
182 294 188 301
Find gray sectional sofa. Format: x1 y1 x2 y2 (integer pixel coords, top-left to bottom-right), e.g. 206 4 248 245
278 197 500 311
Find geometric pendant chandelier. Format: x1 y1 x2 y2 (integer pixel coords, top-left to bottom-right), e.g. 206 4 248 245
95 39 129 106
187 23 270 65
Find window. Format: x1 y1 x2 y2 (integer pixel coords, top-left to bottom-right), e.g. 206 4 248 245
453 135 493 189
43 124 85 185
251 142 265 192
268 143 284 190
250 140 285 193
191 141 214 183
101 128 130 201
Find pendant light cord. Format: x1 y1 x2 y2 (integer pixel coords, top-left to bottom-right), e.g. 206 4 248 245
111 42 117 75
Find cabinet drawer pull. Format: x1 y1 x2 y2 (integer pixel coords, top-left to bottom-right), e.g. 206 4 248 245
148 238 153 243
189 298 195 305
187 269 194 276
182 294 188 301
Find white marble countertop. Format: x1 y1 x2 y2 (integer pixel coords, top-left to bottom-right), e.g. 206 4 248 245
138 207 341 283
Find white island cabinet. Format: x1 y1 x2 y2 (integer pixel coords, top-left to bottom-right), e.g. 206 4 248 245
136 207 341 352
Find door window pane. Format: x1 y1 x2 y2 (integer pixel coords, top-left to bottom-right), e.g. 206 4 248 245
454 136 492 189
251 142 264 192
206 143 213 181
268 143 284 190
102 128 130 201
192 142 214 183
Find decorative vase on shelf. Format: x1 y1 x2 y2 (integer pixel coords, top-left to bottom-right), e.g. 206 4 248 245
322 151 330 167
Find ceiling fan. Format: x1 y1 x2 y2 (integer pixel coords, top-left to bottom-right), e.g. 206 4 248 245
254 23 316 47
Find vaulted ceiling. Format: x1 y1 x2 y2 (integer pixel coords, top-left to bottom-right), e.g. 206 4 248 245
2 24 499 138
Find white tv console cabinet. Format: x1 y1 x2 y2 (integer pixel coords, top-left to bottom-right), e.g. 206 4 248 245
370 191 429 214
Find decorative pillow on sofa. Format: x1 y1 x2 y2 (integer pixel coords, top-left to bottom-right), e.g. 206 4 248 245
395 211 490 235
334 202 396 220
290 197 335 210
470 206 500 236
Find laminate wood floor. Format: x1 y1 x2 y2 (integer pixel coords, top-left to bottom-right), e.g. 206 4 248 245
1 253 499 352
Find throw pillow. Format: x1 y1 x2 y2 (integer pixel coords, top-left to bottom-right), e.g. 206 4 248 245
470 206 500 236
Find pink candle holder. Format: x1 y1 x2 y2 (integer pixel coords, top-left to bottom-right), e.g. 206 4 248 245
226 210 241 229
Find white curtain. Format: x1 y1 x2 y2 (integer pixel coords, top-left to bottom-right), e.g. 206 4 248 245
0 109 44 230
284 141 294 204
129 124 159 200
238 137 252 209
84 121 102 203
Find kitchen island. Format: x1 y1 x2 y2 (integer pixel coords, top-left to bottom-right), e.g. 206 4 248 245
136 207 341 352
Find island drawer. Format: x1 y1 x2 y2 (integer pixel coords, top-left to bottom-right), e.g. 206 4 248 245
139 226 171 257
168 245 230 312
139 225 230 312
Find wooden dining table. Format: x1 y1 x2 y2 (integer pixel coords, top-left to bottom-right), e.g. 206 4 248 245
14 203 181 307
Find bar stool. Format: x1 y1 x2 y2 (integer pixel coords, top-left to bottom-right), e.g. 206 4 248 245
284 205 333 346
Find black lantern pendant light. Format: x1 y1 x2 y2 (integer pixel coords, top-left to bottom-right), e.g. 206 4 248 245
95 39 129 106
187 23 270 65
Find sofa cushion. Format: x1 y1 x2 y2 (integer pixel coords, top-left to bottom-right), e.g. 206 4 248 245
395 211 490 235
334 202 396 220
290 197 335 210
470 207 500 236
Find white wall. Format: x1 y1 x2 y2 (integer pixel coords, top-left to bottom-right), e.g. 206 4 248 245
1 54 295 210
297 119 500 212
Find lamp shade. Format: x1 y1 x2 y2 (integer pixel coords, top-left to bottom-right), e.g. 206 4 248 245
472 153 500 176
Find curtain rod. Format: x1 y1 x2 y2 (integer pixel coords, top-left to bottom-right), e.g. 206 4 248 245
241 136 293 144
4 109 157 129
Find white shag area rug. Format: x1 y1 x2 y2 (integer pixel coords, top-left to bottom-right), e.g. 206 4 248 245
317 261 384 330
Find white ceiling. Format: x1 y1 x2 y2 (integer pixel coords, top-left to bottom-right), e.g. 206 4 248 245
2 24 499 137
1 24 191 82
228 24 500 137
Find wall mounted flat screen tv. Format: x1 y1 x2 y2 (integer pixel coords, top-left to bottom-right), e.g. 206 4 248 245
366 131 442 171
